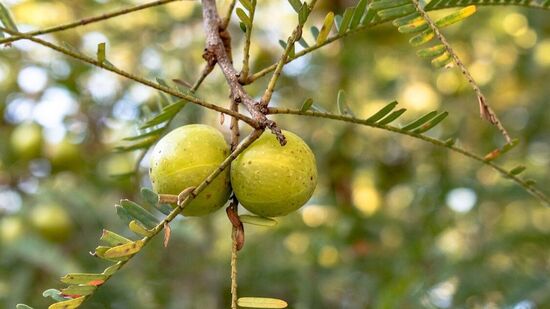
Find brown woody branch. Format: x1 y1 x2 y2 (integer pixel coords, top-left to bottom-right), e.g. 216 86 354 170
199 0 286 145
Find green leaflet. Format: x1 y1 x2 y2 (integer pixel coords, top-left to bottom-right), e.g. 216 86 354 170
97 43 106 64
236 8 251 28
0 2 18 32
366 101 399 123
501 138 520 154
350 0 368 29
413 111 449 133
377 108 407 125
310 26 319 40
156 203 173 216
288 0 302 13
444 138 456 146
115 205 133 225
338 7 354 35
239 0 254 12
377 4 416 19
102 263 123 275
239 215 278 227
139 100 186 129
298 3 309 25
337 90 355 116
369 0 411 10
61 285 97 296
510 165 526 175
120 199 159 229
300 98 314 112
401 111 439 131
417 44 446 58
43 289 67 302
140 187 159 206
100 229 131 246
298 37 309 48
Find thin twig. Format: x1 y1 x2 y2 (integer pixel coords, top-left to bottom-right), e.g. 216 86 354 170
267 107 549 206
230 227 238 309
228 85 242 309
245 14 384 84
0 27 258 128
259 0 318 108
221 0 239 29
410 0 511 143
0 0 185 46
239 0 257 82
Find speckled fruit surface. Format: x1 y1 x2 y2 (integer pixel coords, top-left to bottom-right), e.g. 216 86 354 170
149 124 231 216
231 130 317 217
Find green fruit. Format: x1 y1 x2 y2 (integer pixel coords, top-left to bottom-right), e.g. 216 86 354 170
30 203 73 242
149 124 231 216
231 130 317 217
10 122 43 160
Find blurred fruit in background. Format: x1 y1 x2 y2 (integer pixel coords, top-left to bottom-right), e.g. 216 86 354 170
9 122 43 161
29 203 73 242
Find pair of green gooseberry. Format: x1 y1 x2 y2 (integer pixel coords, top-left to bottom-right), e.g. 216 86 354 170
149 125 318 217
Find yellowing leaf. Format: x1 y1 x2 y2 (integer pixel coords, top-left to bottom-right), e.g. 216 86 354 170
435 5 476 28
48 296 85 309
237 297 288 308
129 220 154 237
60 273 108 285
103 240 144 259
316 12 334 45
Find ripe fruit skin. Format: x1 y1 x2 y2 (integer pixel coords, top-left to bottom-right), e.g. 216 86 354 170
10 122 43 160
231 130 317 217
30 203 73 242
149 124 231 216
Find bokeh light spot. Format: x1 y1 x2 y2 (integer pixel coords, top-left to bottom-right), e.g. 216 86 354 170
446 188 477 213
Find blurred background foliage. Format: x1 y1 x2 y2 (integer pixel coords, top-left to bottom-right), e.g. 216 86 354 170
0 0 549 308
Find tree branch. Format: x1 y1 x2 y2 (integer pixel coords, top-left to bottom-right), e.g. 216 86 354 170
0 27 258 127
0 0 185 46
409 0 512 144
268 107 550 206
200 0 286 145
